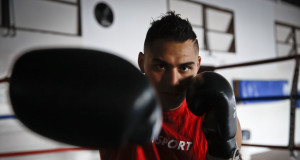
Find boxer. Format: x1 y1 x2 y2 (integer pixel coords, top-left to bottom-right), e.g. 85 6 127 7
8 11 242 160
101 11 242 159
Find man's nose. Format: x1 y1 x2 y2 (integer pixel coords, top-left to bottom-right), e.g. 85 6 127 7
168 68 180 86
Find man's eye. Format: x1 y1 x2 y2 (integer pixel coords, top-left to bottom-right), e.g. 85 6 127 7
154 64 166 70
179 66 191 71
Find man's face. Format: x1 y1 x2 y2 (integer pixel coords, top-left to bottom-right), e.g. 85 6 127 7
138 39 201 111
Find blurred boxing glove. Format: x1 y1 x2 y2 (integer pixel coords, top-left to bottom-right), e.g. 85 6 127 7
186 72 240 160
9 48 162 149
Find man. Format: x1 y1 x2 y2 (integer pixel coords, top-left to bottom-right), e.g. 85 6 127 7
100 11 242 160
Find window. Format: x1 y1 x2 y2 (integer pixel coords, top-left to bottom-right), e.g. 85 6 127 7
0 0 81 37
275 22 300 57
168 0 236 53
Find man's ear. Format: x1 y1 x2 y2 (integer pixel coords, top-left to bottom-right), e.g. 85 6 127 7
197 56 201 72
138 52 145 73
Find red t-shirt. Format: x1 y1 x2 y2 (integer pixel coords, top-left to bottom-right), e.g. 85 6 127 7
100 99 207 160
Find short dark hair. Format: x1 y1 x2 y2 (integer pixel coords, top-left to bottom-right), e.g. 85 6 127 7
144 11 199 52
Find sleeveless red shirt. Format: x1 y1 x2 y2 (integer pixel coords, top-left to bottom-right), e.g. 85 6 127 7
100 99 207 160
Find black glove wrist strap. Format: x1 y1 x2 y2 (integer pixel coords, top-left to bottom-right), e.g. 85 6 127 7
206 136 238 158
206 147 241 160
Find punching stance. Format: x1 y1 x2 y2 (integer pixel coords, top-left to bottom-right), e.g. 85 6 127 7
101 11 242 159
8 11 242 160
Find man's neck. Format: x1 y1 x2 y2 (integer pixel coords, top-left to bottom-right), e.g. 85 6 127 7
163 105 180 112
162 100 184 112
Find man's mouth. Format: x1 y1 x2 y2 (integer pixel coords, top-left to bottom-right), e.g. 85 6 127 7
159 91 182 96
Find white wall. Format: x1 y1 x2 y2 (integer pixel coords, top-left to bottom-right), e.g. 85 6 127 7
0 0 300 160
275 1 300 27
193 0 276 66
0 0 82 78
81 0 167 65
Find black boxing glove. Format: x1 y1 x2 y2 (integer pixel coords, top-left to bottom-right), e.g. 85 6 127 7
186 72 240 159
9 48 162 149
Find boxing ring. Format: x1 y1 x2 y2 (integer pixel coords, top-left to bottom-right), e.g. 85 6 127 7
207 55 300 159
0 54 299 160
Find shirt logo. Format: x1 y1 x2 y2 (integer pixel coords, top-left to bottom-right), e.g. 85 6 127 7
154 136 193 151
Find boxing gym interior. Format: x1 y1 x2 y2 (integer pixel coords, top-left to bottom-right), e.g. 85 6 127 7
0 0 300 159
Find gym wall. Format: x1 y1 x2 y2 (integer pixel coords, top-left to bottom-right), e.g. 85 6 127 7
0 0 300 159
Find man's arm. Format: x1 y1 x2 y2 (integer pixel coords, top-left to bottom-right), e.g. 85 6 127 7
236 118 242 149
